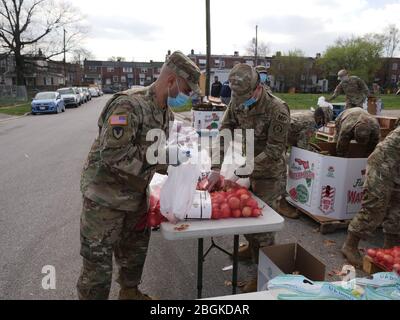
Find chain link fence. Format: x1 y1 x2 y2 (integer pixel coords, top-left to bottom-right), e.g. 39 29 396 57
0 85 28 102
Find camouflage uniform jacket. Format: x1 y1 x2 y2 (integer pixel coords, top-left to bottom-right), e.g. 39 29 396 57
367 126 400 194
80 85 174 211
212 88 290 179
335 108 380 157
288 111 316 149
332 76 369 107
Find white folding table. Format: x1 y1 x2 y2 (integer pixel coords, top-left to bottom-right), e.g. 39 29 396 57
161 197 284 299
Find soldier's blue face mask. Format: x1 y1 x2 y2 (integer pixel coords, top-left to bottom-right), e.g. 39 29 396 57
167 79 192 109
260 73 268 84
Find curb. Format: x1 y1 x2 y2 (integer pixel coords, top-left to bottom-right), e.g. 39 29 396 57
0 112 30 123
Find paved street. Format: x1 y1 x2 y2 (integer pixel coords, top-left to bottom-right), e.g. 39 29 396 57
0 96 390 300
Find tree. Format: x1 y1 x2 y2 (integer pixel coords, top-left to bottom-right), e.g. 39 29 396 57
108 56 126 62
382 24 400 58
317 36 384 84
269 49 307 92
0 0 88 85
245 39 270 58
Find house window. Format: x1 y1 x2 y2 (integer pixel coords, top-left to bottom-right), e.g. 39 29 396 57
139 74 145 79
89 66 97 71
141 68 148 73
121 76 126 83
215 59 220 65
393 63 398 71
301 75 306 81
199 59 207 65
127 73 134 79
392 75 398 83
113 76 119 83
220 60 225 68
106 78 111 85
107 67 114 72
123 67 133 73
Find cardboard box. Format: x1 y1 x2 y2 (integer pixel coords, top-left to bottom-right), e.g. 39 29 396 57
257 243 326 292
287 147 367 221
192 103 226 137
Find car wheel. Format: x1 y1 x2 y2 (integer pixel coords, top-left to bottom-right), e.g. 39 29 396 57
62 105 65 112
32 112 36 115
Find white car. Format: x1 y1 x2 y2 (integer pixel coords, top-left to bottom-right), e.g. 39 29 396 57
57 87 80 108
89 87 100 97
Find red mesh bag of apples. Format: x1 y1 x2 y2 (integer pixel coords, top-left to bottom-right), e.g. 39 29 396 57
198 176 263 220
366 247 400 275
134 185 167 230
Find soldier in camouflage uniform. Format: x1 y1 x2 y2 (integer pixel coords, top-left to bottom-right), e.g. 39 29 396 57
207 64 290 293
288 107 333 150
342 126 400 267
327 69 370 110
334 107 380 158
255 65 271 92
77 51 201 300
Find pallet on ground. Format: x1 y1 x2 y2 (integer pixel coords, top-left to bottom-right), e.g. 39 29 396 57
286 199 351 235
363 256 386 275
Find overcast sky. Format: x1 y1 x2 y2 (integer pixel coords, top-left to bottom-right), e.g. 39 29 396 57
69 0 400 62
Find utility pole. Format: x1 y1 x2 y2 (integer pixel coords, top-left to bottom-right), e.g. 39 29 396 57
205 0 211 97
63 28 67 86
255 25 258 66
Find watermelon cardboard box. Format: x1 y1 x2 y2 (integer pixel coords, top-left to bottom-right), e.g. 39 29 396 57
286 147 368 221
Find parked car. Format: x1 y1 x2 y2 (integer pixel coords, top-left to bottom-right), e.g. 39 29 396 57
89 87 100 97
75 87 87 104
57 87 80 108
82 87 91 101
102 87 117 94
31 92 65 115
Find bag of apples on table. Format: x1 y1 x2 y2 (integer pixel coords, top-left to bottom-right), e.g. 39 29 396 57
210 187 262 220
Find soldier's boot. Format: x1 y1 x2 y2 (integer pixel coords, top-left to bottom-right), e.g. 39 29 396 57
277 198 299 219
241 277 258 293
341 232 363 268
383 234 400 249
118 287 153 300
233 244 253 262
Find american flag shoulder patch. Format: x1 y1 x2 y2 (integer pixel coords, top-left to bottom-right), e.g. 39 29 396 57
109 115 128 126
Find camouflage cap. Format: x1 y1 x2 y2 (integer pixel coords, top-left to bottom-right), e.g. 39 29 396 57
165 51 201 95
338 69 348 80
229 64 259 101
255 65 268 74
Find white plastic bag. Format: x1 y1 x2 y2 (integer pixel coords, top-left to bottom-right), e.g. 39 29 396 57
160 161 201 222
220 139 251 189
317 96 333 110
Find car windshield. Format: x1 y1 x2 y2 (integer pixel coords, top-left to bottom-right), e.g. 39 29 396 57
35 92 56 100
58 88 74 95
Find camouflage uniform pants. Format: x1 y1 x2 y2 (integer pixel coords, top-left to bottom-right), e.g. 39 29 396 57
77 197 149 300
245 177 283 264
349 168 400 239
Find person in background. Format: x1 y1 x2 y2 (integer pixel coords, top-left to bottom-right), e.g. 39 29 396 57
327 69 370 110
220 80 232 105
211 76 223 98
255 65 271 91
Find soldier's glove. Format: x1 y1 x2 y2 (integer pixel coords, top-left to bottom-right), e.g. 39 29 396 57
207 169 222 192
234 165 251 179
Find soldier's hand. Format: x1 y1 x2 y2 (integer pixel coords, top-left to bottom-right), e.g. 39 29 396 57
207 169 222 192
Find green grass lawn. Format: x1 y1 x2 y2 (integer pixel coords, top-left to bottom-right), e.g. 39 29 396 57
275 93 400 110
0 103 31 116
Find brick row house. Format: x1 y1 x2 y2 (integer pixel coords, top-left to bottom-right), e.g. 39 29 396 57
83 60 163 91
